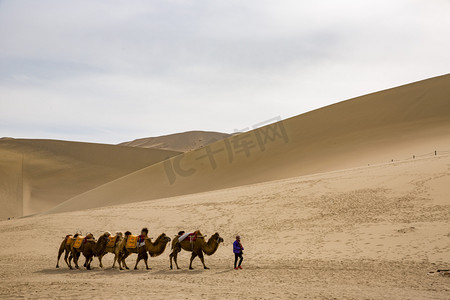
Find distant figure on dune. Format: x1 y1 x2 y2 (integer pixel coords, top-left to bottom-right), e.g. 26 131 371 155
233 235 244 270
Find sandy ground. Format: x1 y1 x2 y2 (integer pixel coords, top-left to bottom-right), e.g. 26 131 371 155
1 155 449 299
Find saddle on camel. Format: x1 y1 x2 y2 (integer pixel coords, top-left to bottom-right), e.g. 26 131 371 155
178 231 199 244
71 232 111 270
169 230 224 270
118 228 171 270
97 232 124 269
56 233 80 269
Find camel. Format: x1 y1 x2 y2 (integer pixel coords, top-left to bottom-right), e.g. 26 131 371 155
169 231 224 270
97 232 124 268
118 233 171 270
56 233 79 269
71 232 111 270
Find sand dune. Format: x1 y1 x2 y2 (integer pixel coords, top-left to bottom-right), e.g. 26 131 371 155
0 155 448 299
0 139 180 219
48 74 450 214
119 131 231 152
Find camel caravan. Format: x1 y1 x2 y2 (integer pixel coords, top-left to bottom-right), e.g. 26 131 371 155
56 228 224 271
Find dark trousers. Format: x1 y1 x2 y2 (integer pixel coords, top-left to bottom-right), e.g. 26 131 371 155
234 252 243 268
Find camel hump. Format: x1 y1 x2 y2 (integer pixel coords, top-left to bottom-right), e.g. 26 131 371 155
66 236 74 245
171 236 180 249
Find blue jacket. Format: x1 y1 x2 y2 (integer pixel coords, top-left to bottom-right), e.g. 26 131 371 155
233 240 244 253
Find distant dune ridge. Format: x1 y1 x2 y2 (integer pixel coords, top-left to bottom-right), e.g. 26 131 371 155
0 139 181 219
119 131 231 152
45 73 450 214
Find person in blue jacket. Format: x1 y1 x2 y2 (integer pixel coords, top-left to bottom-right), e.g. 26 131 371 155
233 235 244 270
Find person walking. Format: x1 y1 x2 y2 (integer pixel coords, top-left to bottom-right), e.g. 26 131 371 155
137 227 148 248
233 235 244 270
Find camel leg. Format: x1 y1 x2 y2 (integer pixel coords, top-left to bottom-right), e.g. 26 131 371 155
198 251 209 269
84 256 90 270
117 252 122 269
98 254 104 268
72 250 80 269
56 248 64 268
87 256 94 270
121 252 130 270
174 251 180 269
63 250 71 269
68 253 73 269
189 252 198 270
118 252 125 270
169 251 174 270
112 249 119 268
88 257 94 269
170 250 180 270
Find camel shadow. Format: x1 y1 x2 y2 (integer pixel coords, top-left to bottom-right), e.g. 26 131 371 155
35 267 148 276
152 269 204 275
38 267 222 276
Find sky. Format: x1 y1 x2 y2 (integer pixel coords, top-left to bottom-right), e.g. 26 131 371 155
1 0 449 144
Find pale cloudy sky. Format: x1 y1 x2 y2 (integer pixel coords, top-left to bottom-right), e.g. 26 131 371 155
1 0 449 144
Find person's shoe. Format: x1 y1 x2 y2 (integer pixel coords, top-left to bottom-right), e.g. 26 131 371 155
234 267 238 270
238 266 243 269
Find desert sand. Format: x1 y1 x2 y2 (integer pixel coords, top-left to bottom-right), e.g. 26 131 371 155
0 139 180 219
0 155 449 299
120 131 231 152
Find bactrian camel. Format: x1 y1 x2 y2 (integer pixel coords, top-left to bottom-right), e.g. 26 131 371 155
118 233 171 270
169 231 224 270
56 233 80 269
71 232 111 270
97 232 123 268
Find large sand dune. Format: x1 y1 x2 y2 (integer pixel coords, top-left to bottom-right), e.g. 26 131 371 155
0 155 448 299
0 139 180 219
119 131 231 152
48 74 450 214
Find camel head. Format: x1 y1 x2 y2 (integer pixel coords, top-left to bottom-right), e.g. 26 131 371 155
211 232 224 244
156 233 171 244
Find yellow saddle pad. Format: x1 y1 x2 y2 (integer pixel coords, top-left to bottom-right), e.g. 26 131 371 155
106 236 117 248
126 235 138 249
73 236 85 249
66 236 73 245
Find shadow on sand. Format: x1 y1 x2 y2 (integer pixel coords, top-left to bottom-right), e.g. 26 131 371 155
35 267 218 276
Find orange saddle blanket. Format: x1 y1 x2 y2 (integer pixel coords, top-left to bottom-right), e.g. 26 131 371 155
73 236 85 249
126 235 138 249
106 236 117 248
